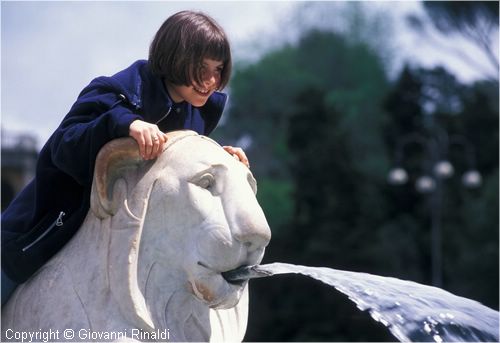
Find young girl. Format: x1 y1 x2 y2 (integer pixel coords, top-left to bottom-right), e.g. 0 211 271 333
1 10 248 304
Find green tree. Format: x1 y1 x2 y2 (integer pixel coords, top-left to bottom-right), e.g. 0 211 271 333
214 3 498 341
383 65 499 305
225 28 393 341
423 1 499 72
216 29 389 237
243 60 498 342
407 1 499 80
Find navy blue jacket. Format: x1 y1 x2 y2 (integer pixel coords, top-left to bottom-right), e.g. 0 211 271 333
1 60 227 282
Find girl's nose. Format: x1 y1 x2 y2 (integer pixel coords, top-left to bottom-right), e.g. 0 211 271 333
203 73 219 88
204 74 214 85
202 70 220 87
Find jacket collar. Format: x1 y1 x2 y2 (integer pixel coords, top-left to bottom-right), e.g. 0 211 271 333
100 60 227 127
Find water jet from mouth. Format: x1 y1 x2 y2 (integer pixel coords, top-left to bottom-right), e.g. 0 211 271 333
223 262 499 342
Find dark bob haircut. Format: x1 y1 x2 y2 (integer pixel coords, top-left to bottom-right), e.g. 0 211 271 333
149 10 232 90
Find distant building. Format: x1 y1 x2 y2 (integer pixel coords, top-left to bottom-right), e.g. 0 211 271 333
1 129 39 211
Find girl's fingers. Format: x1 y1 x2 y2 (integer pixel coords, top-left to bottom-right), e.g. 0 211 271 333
137 134 146 159
235 150 250 168
129 121 169 160
158 135 168 154
150 132 168 159
151 133 161 158
223 146 250 168
144 131 154 159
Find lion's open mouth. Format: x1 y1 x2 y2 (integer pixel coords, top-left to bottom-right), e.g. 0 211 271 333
197 261 247 287
192 261 249 309
221 264 273 284
221 265 254 286
222 272 247 287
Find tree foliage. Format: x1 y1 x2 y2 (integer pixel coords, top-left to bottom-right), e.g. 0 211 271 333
423 1 498 35
407 1 499 80
214 3 498 342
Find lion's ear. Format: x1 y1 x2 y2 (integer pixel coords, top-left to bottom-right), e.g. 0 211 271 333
91 138 144 219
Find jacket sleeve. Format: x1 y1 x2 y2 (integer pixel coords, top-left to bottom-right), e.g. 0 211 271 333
49 84 143 186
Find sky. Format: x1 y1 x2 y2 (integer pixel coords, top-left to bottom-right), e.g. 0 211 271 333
1 1 498 149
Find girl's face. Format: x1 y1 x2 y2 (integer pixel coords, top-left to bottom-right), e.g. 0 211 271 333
166 58 224 107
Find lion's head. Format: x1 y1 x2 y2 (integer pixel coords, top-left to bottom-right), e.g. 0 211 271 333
90 130 271 339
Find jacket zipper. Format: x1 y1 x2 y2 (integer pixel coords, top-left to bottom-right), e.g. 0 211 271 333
110 94 127 108
155 107 172 125
22 211 66 252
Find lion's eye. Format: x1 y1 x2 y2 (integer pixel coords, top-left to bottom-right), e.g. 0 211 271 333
197 173 215 190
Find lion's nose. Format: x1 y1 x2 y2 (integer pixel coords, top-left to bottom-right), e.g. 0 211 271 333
224 176 272 253
233 221 271 253
231 203 271 253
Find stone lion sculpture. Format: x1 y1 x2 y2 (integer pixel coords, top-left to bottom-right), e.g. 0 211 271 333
2 130 271 342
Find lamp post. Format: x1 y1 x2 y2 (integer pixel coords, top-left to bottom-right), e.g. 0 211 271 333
387 128 481 287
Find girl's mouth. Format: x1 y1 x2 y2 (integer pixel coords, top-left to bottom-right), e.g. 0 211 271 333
194 86 210 95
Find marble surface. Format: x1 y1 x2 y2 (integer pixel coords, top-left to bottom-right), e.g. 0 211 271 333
2 130 271 342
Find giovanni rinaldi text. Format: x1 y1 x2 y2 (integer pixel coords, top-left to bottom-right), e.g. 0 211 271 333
3 328 170 342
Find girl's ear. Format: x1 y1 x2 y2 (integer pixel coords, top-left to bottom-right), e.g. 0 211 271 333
90 138 143 219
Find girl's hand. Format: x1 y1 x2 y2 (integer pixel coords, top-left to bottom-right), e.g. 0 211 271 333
223 146 250 168
129 120 168 160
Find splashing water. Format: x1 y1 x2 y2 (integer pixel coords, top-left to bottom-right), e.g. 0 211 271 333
222 263 499 342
